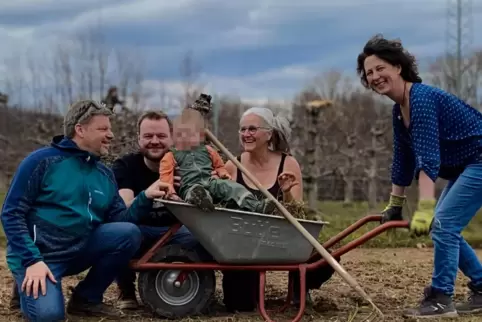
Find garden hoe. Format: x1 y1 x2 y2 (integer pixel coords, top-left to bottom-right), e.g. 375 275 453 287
187 94 384 322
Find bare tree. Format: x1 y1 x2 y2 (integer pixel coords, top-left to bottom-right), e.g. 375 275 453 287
308 70 354 102
25 51 45 110
3 54 26 108
56 44 74 108
291 89 337 208
428 51 482 107
305 100 333 208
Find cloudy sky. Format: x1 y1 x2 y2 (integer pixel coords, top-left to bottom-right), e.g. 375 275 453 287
1 0 482 108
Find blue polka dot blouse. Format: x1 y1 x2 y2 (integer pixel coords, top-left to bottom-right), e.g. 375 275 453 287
391 82 482 186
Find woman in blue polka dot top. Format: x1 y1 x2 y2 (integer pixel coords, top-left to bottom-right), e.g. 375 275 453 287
357 34 482 319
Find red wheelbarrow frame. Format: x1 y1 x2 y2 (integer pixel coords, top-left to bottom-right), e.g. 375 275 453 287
130 215 410 322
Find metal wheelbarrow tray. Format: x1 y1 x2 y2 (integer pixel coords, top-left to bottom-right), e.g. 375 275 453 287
129 199 410 322
161 199 327 264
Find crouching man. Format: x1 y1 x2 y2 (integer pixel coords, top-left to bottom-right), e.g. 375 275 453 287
1 100 171 321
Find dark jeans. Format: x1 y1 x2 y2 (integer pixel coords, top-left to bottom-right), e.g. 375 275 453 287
11 222 142 321
116 225 212 293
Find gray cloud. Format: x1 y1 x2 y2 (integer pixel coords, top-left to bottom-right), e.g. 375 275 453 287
1 0 481 104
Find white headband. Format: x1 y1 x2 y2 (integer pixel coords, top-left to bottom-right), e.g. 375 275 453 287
241 107 291 142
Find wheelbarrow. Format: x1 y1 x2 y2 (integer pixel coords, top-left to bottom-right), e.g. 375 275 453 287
129 200 410 322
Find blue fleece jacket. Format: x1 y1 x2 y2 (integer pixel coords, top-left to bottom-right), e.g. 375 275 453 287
1 135 153 271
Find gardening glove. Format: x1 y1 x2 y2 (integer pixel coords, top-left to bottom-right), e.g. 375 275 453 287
410 199 436 237
380 194 406 224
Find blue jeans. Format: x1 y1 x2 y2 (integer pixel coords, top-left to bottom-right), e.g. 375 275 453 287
431 163 482 295
11 222 142 321
116 225 212 293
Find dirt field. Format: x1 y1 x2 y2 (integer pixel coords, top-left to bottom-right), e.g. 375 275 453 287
0 248 480 322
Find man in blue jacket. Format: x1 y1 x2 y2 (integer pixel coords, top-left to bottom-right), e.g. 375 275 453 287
1 100 171 321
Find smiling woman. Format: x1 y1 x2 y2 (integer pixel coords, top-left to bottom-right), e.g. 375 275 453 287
356 34 482 319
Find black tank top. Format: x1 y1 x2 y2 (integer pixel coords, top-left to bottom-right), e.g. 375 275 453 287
236 154 287 201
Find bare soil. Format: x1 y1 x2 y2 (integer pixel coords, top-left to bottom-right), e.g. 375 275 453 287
0 248 480 322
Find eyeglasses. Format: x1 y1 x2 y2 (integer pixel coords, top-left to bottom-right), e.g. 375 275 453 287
238 126 271 135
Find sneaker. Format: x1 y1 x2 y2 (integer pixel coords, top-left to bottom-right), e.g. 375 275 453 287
117 291 139 310
456 281 482 315
402 286 458 319
186 185 215 212
66 292 123 318
9 283 20 310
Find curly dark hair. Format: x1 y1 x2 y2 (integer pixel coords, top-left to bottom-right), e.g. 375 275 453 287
356 34 422 88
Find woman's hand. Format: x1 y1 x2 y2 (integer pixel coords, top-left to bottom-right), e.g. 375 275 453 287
278 171 299 193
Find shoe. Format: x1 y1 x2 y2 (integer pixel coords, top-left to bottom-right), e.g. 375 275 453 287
66 292 123 318
117 290 139 310
402 286 458 319
455 281 482 315
186 185 215 212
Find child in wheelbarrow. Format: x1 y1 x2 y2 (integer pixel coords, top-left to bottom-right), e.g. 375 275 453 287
160 108 277 214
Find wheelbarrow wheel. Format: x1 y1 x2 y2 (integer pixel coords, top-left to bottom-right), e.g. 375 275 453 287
138 244 215 319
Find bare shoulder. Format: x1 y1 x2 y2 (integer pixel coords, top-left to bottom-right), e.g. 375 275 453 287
284 154 301 171
224 159 237 179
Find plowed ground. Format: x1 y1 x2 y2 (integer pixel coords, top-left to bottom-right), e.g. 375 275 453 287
0 248 479 322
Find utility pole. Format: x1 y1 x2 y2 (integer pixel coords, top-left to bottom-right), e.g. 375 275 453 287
446 0 473 99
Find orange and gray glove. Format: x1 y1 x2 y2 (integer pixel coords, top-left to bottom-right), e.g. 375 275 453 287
410 199 436 237
380 194 406 224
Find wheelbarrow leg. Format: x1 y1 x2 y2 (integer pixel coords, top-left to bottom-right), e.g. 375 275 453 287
258 266 307 322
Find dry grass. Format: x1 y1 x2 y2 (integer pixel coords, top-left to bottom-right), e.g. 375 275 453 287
0 248 482 322
270 200 323 221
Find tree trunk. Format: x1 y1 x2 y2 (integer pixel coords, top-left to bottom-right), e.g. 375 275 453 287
344 177 354 204
307 182 318 209
368 177 377 209
367 156 378 209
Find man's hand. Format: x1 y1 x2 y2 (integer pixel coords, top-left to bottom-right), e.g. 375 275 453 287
380 194 405 224
22 261 57 299
145 179 173 199
410 199 436 237
168 193 183 201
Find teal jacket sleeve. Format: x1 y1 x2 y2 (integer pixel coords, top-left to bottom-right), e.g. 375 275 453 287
1 152 46 268
106 190 153 223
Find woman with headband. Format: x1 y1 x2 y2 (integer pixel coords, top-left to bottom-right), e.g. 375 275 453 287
221 107 337 311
